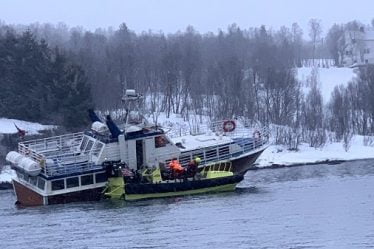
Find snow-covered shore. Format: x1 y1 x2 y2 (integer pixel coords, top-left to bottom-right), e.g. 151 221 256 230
0 166 16 186
257 138 374 168
0 118 56 135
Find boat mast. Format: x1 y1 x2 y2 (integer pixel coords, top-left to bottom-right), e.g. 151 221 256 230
121 89 148 127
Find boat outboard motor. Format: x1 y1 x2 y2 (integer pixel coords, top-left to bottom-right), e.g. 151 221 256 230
106 115 122 139
88 109 102 123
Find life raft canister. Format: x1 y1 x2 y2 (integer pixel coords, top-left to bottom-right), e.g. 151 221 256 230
223 120 236 132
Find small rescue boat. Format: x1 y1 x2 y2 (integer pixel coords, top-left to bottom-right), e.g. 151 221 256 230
103 161 243 201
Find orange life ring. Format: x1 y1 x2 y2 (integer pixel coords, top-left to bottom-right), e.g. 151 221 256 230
223 120 236 132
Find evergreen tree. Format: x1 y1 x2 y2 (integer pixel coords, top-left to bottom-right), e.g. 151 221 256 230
0 30 92 129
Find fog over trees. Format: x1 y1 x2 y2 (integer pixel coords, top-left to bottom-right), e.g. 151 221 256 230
1 19 374 149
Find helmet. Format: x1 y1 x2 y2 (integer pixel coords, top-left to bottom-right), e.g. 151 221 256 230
194 157 201 163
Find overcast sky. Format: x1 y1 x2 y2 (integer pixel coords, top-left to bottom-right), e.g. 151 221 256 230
1 0 373 35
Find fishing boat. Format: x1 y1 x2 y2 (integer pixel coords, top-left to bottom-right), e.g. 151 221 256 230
5 89 269 206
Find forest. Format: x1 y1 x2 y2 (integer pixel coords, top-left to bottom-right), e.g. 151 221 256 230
1 19 374 149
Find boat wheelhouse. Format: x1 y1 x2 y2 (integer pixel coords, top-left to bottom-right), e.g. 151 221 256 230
6 90 269 206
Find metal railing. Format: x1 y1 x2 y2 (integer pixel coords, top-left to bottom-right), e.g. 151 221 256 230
201 161 233 173
18 132 84 162
18 132 104 177
42 157 102 176
167 119 270 141
163 120 270 168
160 135 268 170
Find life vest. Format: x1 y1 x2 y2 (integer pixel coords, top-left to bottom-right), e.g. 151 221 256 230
169 160 183 172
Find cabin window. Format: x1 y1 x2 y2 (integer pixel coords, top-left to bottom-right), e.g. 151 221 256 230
179 154 191 166
66 177 79 188
24 174 30 183
95 172 107 183
29 176 37 186
81 174 94 185
205 149 218 161
51 179 65 190
92 142 104 156
218 146 230 157
80 136 88 151
37 178 45 190
155 136 169 148
85 140 94 152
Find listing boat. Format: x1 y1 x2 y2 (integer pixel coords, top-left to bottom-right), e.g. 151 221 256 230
5 90 269 206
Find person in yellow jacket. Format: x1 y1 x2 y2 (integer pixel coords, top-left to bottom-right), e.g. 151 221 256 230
187 157 201 177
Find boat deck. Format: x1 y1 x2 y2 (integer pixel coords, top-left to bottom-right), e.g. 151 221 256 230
18 132 104 177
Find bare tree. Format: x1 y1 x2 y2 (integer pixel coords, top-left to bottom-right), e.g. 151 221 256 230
326 24 344 66
291 23 303 67
308 19 322 66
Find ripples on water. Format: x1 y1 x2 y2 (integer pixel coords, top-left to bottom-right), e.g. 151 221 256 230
1 160 374 249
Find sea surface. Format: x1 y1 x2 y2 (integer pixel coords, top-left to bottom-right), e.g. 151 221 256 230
1 160 374 249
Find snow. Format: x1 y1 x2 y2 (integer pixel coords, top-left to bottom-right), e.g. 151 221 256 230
0 166 16 183
172 133 232 151
0 118 56 135
257 135 374 167
297 67 356 103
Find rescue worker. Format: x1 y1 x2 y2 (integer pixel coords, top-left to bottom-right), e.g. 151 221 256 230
187 157 201 177
169 158 185 178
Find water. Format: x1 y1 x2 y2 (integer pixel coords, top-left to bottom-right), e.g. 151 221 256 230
1 160 374 249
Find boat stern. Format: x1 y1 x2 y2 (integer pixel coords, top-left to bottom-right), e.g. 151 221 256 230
103 177 125 200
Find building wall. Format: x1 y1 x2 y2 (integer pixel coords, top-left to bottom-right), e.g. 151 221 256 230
343 29 374 67
363 41 374 64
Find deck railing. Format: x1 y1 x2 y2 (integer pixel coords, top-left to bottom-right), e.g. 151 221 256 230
18 132 104 177
167 119 270 141
18 132 84 162
165 120 269 167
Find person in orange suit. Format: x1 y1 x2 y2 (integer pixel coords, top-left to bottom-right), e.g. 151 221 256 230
169 158 185 177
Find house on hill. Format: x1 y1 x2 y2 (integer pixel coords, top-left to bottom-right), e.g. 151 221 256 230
343 27 374 67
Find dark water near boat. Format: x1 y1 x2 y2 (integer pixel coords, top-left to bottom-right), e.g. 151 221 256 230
1 160 374 249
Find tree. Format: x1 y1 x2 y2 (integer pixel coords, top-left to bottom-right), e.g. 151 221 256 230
291 22 303 67
0 30 92 129
326 24 345 66
308 19 322 65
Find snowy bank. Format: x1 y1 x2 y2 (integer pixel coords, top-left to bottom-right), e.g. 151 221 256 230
257 135 374 168
297 67 356 103
0 166 16 184
0 118 56 135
